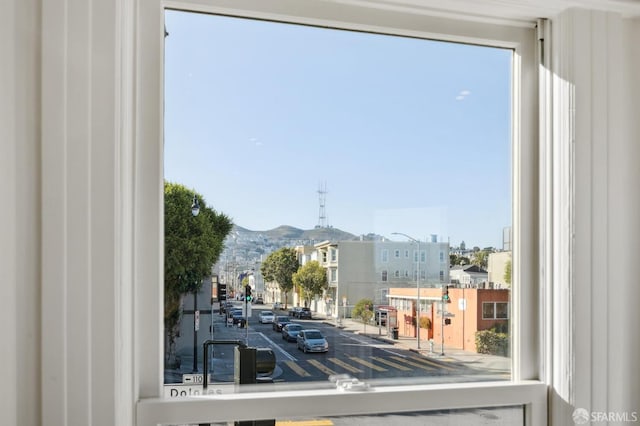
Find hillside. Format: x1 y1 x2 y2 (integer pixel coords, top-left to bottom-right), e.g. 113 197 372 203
233 224 358 242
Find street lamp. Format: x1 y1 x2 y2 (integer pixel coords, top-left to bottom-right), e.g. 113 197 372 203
191 195 200 217
392 232 421 349
191 194 200 373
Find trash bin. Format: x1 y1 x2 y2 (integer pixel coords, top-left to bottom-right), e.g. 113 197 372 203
391 327 399 340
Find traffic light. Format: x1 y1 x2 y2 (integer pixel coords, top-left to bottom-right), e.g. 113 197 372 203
245 286 252 302
217 282 227 301
442 285 451 303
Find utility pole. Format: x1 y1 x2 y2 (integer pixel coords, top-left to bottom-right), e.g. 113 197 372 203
440 299 446 356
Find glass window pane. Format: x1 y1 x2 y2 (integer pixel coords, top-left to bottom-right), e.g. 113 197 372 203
164 10 512 392
496 302 509 319
483 302 496 319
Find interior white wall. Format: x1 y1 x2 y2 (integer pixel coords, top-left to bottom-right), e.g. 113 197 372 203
2 1 639 426
548 10 640 424
1 1 41 426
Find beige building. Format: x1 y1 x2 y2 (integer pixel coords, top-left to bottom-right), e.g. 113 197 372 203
488 251 512 288
311 239 450 318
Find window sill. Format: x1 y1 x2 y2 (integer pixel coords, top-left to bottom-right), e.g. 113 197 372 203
137 380 546 425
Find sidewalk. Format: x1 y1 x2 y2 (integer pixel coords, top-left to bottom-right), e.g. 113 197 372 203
317 313 510 375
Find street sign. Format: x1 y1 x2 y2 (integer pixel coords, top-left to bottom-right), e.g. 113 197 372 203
182 373 214 384
437 311 456 317
164 383 234 398
458 298 467 311
194 310 200 331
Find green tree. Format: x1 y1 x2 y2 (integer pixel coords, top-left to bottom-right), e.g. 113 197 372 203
450 254 467 266
352 298 374 325
164 181 232 363
472 249 490 269
292 261 328 306
261 247 299 309
504 259 512 287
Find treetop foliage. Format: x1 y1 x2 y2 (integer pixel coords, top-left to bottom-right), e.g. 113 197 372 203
292 260 328 305
261 247 299 307
164 181 233 296
163 181 232 361
352 298 374 324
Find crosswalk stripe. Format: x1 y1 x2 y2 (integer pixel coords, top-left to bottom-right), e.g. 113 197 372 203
328 357 363 374
284 360 311 377
371 356 412 371
390 356 437 371
349 356 387 372
407 355 458 371
308 359 338 376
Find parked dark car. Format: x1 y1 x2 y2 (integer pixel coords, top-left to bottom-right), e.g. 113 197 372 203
297 307 312 319
272 315 291 332
255 297 264 304
288 307 302 317
220 301 234 314
231 310 246 327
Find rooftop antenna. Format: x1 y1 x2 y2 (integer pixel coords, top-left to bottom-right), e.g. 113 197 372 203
316 182 328 229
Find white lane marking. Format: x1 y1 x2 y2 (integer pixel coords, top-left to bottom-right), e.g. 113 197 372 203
258 332 297 361
339 333 406 357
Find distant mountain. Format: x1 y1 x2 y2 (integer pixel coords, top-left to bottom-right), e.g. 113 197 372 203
233 224 360 242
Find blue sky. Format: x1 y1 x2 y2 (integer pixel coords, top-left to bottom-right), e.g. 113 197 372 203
164 11 512 249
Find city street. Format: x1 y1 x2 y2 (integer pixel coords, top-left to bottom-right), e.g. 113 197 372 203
166 304 509 386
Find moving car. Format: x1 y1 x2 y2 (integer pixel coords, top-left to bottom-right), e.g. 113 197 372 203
281 323 303 342
273 302 282 310
296 329 329 353
272 315 291 332
259 310 275 324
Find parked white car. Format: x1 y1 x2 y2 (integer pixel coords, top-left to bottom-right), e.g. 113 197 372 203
259 310 275 324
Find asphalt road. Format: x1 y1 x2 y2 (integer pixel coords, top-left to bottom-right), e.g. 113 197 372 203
175 304 480 385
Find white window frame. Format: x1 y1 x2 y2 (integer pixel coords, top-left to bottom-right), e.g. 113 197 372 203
134 0 543 424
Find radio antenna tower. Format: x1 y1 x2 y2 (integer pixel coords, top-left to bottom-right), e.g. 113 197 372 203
316 182 328 229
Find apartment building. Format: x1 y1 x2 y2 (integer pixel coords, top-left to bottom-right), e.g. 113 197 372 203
312 239 449 318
